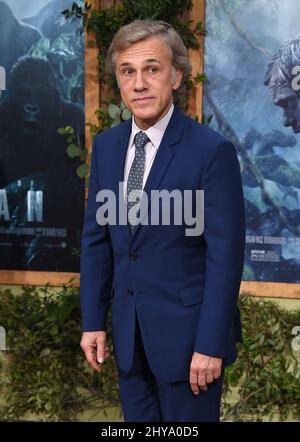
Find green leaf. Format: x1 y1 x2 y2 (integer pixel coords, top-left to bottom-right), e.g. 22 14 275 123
50 325 59 336
64 126 74 134
40 348 51 358
195 72 209 84
108 103 121 119
67 144 81 158
76 163 89 178
121 108 131 120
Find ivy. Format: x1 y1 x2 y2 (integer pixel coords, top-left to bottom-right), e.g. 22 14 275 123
0 285 119 421
0 287 300 421
222 294 300 421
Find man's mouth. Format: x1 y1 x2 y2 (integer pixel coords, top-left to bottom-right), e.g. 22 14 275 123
132 97 154 102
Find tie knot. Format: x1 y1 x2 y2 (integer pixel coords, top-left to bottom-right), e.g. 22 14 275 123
134 131 150 149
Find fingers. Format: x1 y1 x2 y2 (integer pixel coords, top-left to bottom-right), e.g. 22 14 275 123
88 345 110 372
189 366 221 394
205 371 214 384
208 358 221 381
80 332 111 373
189 369 199 395
100 345 110 363
190 369 213 394
190 362 209 393
104 345 110 360
213 367 221 380
197 370 208 392
96 334 107 364
85 346 101 372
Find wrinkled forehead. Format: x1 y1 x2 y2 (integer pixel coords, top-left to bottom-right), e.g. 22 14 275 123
115 36 171 65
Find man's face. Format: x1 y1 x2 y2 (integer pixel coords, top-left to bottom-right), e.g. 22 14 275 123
115 36 183 129
275 92 300 133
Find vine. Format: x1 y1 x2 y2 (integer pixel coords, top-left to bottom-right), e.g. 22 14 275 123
1 287 299 421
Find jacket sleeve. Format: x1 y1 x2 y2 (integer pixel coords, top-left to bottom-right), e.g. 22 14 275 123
80 135 114 332
194 140 245 358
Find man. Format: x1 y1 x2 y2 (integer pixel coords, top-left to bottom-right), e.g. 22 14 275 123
264 36 300 133
80 20 245 422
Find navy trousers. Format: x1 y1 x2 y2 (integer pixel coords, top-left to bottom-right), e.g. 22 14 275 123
117 310 225 422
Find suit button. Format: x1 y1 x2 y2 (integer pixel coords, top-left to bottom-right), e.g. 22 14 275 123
129 253 138 260
127 289 134 296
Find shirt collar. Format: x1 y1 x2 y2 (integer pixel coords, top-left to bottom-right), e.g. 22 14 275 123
129 103 174 150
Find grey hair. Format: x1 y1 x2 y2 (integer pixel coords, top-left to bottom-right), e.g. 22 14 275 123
106 20 192 89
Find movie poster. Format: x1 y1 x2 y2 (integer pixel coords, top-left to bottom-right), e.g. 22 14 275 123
203 0 300 283
0 0 85 272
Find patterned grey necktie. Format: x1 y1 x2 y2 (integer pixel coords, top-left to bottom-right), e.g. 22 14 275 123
126 130 150 235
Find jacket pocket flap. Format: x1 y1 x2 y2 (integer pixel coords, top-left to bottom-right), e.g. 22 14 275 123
180 284 204 307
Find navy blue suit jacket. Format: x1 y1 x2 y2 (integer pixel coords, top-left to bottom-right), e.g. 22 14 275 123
80 105 245 383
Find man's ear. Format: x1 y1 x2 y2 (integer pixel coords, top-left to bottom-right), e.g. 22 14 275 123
172 68 183 91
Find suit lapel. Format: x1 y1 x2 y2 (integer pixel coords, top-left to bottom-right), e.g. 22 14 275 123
111 106 187 244
114 118 132 244
130 106 186 242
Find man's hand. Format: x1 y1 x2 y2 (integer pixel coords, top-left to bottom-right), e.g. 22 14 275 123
80 331 110 372
189 352 222 394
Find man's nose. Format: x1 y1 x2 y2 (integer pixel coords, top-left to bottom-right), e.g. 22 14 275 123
134 71 147 91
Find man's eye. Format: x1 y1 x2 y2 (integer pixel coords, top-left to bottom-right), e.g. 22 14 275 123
123 69 133 75
147 67 158 73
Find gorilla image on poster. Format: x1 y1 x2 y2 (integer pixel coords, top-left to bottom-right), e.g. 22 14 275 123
203 0 300 283
0 0 85 271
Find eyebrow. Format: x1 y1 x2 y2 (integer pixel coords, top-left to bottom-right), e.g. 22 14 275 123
120 58 161 67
